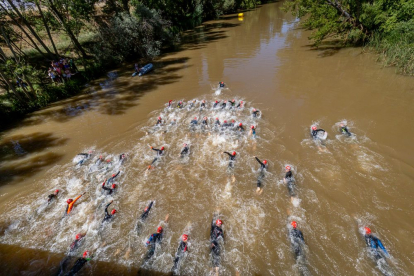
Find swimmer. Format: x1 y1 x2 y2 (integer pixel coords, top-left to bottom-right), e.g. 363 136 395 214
230 120 235 127
214 118 221 126
65 192 86 215
255 156 267 194
119 153 127 164
339 123 352 136
364 227 389 259
156 116 163 126
222 151 236 168
107 171 120 186
236 123 245 132
289 221 305 260
221 120 230 128
236 101 243 109
201 100 206 108
70 233 85 252
47 189 59 204
219 81 225 88
171 234 188 273
190 117 198 125
66 250 91 276
136 201 154 234
213 100 220 108
311 125 326 139
249 125 257 138
210 217 223 275
202 116 208 126
180 143 190 156
95 155 104 166
221 100 227 109
76 151 93 165
167 100 173 108
284 166 296 201
148 146 165 169
144 215 169 261
177 101 184 108
101 179 117 195
102 200 117 223
188 100 196 109
252 108 260 118
229 99 236 108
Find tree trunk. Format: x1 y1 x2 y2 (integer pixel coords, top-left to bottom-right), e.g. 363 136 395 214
5 0 54 56
35 0 59 55
1 25 19 61
46 0 88 59
0 3 46 56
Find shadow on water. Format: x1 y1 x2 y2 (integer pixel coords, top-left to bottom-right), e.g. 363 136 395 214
0 132 67 185
304 40 351 58
0 244 174 276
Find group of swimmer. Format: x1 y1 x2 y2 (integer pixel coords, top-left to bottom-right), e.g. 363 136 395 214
45 82 390 275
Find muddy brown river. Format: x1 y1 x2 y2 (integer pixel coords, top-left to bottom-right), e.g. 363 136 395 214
1 2 414 275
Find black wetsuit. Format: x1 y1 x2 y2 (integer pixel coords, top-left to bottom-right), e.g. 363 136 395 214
177 102 183 108
66 257 88 276
221 122 230 128
229 100 236 108
180 146 189 156
145 232 163 260
236 125 245 132
190 119 198 125
255 157 267 188
102 202 114 223
202 119 208 126
102 181 115 195
213 101 220 108
215 119 221 126
156 119 162 126
221 102 227 109
219 83 225 88
252 110 260 117
285 171 296 197
289 228 305 259
70 239 82 252
311 129 325 139
48 194 57 203
236 102 243 108
172 241 188 272
223 152 236 168
140 202 153 221
210 220 223 267
107 171 120 186
201 102 206 108
340 126 351 136
151 148 164 165
365 234 388 259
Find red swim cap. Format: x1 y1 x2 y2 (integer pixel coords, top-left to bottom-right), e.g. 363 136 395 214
364 227 371 234
157 226 163 233
180 101 182 104
111 209 117 215
182 234 188 242
240 101 243 103
263 160 267 165
232 151 236 156
239 123 242 127
112 174 115 177
111 184 117 189
161 146 165 150
251 125 255 129
83 251 89 258
215 101 218 103
253 108 256 111
158 117 161 120
216 219 222 226
194 117 197 120
55 189 59 194
216 118 219 120
76 234 82 240
312 126 317 130
67 199 73 204
99 155 103 158
224 120 227 123
291 221 297 229
106 159 111 163
286 166 291 171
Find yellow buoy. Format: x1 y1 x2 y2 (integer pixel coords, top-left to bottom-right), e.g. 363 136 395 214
238 13 244 17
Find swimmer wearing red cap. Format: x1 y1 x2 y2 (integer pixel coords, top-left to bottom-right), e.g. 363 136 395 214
67 250 91 275
101 178 117 195
236 122 245 132
144 215 169 261
222 151 237 168
252 108 260 118
148 146 165 168
156 116 163 126
311 125 326 139
70 233 85 252
107 171 120 186
363 227 389 259
65 192 86 214
172 234 189 272
47 189 59 204
180 143 189 156
289 221 305 259
102 200 117 223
